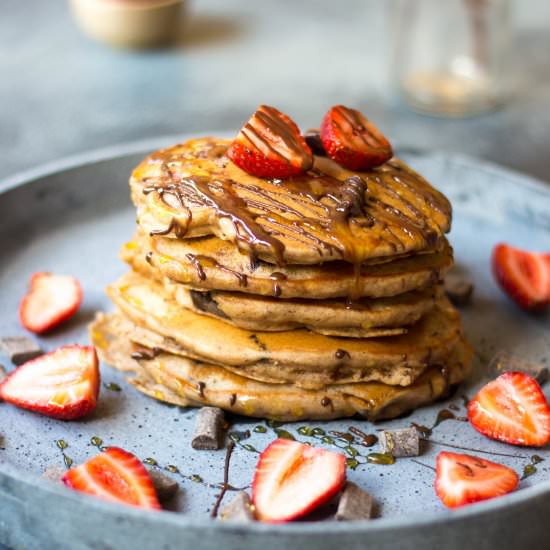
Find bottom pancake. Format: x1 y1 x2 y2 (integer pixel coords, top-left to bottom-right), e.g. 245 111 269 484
90 312 473 421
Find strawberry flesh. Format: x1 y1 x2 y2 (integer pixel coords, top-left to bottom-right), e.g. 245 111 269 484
252 438 346 522
227 105 313 179
468 371 550 447
20 272 83 334
492 243 550 311
435 451 519 508
62 447 160 509
0 345 100 420
320 105 393 171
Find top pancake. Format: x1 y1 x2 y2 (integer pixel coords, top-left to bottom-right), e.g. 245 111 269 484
131 137 452 265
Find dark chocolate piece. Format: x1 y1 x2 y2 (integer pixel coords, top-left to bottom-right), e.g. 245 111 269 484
189 290 229 320
444 272 474 306
379 427 420 457
192 407 225 450
220 491 255 522
488 352 549 385
147 468 179 502
335 482 373 521
41 466 66 482
0 336 43 366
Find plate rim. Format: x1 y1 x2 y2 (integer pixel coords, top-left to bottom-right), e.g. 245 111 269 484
1 135 550 536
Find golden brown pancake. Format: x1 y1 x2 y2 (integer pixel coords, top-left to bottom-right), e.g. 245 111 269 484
122 232 453 300
90 311 472 421
106 271 465 386
170 284 439 337
131 137 452 265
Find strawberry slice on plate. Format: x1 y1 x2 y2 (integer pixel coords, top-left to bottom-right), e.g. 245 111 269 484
435 451 519 508
468 371 550 447
320 105 393 171
227 105 313 179
62 447 160 510
252 438 346 522
20 272 83 334
0 345 100 420
492 243 550 312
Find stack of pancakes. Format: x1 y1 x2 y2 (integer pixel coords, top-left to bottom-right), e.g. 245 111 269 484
91 137 472 421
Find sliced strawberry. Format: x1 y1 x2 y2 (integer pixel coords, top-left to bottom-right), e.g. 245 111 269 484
320 105 393 171
435 451 519 508
252 439 346 522
468 371 550 447
492 243 550 312
20 272 83 334
227 105 313 179
0 345 99 420
62 447 160 509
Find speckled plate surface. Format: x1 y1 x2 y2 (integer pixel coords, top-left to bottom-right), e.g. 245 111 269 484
1 138 549 550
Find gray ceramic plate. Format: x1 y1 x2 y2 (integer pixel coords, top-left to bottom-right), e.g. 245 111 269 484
1 138 549 550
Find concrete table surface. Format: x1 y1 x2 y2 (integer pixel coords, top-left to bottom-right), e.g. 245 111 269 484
1 1 550 549
2 0 550 184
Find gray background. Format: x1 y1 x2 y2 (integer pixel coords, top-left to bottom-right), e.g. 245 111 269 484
2 0 550 184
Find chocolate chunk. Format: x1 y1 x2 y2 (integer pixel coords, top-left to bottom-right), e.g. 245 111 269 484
220 491 255 522
379 427 420 457
488 352 549 385
41 465 66 482
192 407 225 450
444 272 474 306
147 468 179 502
335 482 373 521
189 290 229 320
0 336 43 366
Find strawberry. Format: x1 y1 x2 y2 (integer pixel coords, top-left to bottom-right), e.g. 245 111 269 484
62 447 160 510
320 105 393 171
252 439 346 523
227 105 313 179
435 451 519 508
492 243 550 312
20 272 83 334
0 345 100 420
468 371 550 447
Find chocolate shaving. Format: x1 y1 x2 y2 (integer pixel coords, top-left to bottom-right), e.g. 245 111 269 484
220 491 255 522
488 351 549 385
335 482 373 521
444 272 474 306
0 336 43 366
379 427 420 457
192 407 225 450
147 468 179 502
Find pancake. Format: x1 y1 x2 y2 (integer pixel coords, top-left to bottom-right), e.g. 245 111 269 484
90 311 473 421
106 271 465 385
122 233 453 300
171 284 439 337
131 137 452 265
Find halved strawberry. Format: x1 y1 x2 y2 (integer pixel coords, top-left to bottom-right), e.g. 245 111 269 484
0 345 100 420
320 105 393 171
20 272 83 334
227 105 313 179
435 451 519 508
62 447 160 510
492 243 550 311
468 371 550 447
252 439 346 522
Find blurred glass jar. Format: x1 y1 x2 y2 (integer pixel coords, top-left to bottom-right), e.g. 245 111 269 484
390 0 512 116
